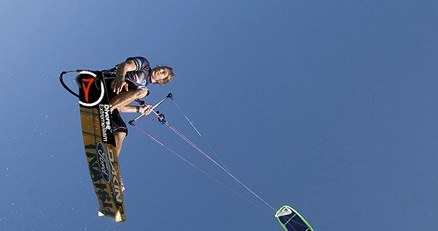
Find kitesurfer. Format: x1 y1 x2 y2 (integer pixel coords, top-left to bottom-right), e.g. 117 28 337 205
103 57 174 158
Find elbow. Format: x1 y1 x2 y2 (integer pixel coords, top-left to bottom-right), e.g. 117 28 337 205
116 60 137 73
123 59 137 72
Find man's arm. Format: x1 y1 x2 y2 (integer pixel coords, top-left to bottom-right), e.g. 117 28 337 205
117 103 152 115
112 59 137 94
110 88 149 112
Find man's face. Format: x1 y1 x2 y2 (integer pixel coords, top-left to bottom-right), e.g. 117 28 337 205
151 68 170 84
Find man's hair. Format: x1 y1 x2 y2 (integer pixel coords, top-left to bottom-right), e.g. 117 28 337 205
153 65 174 85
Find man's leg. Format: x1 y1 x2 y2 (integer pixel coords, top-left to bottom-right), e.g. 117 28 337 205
114 131 126 158
110 109 128 158
114 131 127 192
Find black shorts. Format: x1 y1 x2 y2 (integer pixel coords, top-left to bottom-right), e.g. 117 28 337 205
111 109 128 136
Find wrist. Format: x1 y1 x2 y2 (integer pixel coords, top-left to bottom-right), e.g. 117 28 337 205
116 74 125 81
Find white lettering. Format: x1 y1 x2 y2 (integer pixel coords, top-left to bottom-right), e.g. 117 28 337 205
97 149 108 177
108 149 123 203
99 104 111 142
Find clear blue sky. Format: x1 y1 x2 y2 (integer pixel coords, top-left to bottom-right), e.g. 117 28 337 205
1 0 437 230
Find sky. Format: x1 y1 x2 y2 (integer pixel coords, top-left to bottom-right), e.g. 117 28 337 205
1 0 438 230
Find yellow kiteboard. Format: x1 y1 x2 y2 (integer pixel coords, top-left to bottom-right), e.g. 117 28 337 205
60 70 126 222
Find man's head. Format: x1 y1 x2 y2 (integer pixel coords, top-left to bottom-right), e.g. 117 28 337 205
151 66 174 85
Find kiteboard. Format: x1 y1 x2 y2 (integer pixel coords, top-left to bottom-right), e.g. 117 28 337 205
65 70 126 222
275 205 314 231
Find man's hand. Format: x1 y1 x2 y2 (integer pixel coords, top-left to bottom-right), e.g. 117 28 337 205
139 104 153 115
111 78 129 94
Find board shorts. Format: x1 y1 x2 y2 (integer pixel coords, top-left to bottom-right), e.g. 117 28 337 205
111 109 128 136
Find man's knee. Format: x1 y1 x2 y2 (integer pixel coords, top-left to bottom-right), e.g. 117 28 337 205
115 131 126 140
114 132 126 146
136 88 149 98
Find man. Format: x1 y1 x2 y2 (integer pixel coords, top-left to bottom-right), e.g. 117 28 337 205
103 56 174 158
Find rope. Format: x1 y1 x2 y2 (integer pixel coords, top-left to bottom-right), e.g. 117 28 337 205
130 94 276 212
170 100 231 173
133 125 263 208
162 122 276 211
